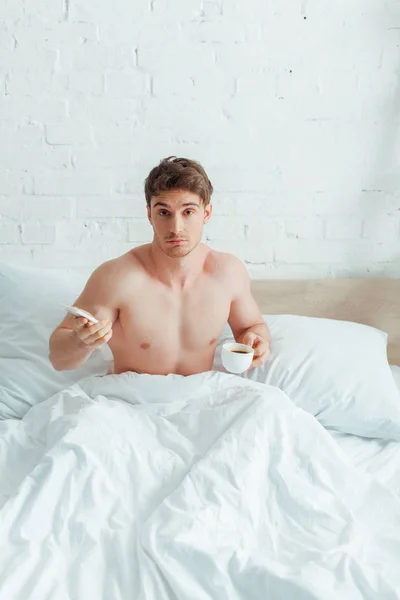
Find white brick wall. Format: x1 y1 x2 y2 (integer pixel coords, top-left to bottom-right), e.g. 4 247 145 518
1 0 400 279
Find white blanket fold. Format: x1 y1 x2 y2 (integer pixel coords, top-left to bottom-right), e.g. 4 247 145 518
1 371 400 600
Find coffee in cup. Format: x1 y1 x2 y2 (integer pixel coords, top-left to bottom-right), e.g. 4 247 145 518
221 342 254 374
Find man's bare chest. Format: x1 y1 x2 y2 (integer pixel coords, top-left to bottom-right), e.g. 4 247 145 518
114 282 231 351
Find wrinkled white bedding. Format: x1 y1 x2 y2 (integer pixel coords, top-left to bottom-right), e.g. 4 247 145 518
391 364 400 391
327 365 400 497
1 371 400 600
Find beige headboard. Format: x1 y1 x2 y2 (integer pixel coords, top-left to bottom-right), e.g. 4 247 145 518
251 279 400 366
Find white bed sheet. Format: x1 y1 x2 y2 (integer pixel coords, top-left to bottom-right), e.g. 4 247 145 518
391 364 400 389
328 365 400 496
2 371 400 599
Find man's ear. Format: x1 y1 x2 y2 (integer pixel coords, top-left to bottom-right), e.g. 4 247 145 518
147 204 152 224
203 203 212 223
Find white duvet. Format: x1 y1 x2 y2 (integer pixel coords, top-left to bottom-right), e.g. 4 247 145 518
1 371 400 600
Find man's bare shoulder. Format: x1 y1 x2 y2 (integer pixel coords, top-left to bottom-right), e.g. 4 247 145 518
205 249 249 284
87 247 148 287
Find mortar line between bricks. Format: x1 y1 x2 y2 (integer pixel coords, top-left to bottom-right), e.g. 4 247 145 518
64 0 70 21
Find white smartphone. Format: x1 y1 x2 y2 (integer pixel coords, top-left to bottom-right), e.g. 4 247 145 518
59 304 99 324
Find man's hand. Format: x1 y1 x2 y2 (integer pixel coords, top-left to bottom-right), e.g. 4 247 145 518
238 331 270 369
72 316 113 350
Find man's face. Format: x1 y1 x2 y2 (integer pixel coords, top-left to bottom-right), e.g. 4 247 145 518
147 189 212 258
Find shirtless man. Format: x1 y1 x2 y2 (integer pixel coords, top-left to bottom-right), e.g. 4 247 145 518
49 156 271 376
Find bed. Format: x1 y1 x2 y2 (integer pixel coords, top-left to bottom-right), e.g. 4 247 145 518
1 265 400 600
250 278 400 499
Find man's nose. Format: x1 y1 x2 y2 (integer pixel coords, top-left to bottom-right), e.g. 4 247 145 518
170 214 184 234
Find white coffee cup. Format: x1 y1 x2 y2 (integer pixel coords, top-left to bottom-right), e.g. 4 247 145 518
221 342 254 374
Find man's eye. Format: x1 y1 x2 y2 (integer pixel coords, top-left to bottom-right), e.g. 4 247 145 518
185 210 194 215
159 211 169 216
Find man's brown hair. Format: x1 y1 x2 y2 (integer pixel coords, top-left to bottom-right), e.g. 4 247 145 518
144 156 214 207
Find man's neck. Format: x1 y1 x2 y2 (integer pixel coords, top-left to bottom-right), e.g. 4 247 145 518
149 241 208 289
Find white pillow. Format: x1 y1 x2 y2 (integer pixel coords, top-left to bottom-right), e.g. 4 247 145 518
0 262 113 420
214 315 400 440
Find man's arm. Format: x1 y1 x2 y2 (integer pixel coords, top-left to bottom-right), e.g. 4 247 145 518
227 256 271 368
49 261 119 371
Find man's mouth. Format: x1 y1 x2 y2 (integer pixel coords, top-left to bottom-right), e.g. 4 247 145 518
167 239 186 244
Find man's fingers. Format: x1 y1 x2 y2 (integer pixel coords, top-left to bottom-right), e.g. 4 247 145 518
240 335 270 368
242 333 261 350
73 319 112 347
82 322 112 344
94 319 111 332
253 338 268 356
89 330 113 348
74 316 88 330
250 357 264 368
249 349 270 369
253 342 263 357
250 358 264 369
80 319 109 334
